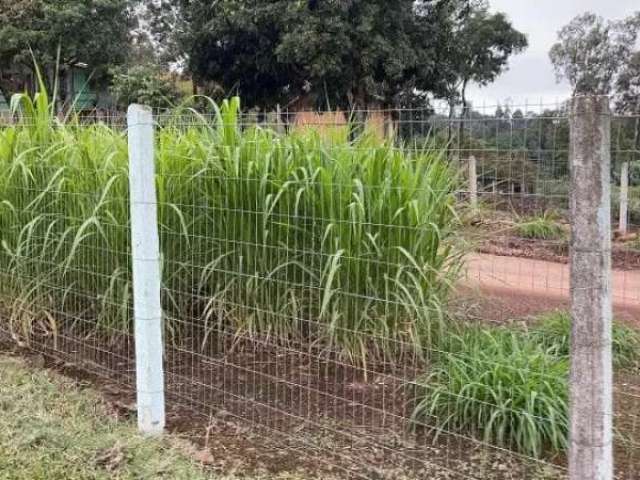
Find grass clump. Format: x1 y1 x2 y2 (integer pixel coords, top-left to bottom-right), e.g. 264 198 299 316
411 327 569 458
411 311 640 458
0 82 462 365
530 311 640 369
513 211 565 240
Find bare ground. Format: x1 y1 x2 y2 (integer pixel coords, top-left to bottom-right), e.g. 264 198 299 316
0 332 565 480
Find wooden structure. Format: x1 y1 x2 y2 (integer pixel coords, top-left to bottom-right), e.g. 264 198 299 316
291 109 395 141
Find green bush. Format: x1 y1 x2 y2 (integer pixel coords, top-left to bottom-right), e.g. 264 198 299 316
513 211 565 240
109 65 182 109
411 327 569 458
530 311 640 369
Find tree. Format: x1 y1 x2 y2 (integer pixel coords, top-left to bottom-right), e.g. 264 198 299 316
275 0 423 109
549 12 640 95
615 51 640 173
150 0 425 109
0 0 135 98
189 1 297 108
616 51 640 113
146 0 526 111
423 1 526 150
549 11 640 170
143 0 192 69
432 1 528 114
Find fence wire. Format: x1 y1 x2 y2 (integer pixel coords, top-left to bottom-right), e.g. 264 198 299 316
0 101 638 479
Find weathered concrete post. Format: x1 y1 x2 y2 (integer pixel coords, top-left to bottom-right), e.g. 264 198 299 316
619 160 629 235
468 155 478 208
569 96 613 480
127 104 166 435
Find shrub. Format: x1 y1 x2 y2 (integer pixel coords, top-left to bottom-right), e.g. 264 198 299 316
513 211 565 240
530 311 640 369
0 86 463 365
109 65 182 109
411 327 569 458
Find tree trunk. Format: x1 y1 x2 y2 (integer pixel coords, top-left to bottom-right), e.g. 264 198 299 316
458 79 470 158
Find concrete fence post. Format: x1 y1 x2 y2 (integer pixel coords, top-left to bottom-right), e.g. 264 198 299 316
569 95 613 480
127 104 165 435
619 160 629 235
275 103 285 134
468 155 478 208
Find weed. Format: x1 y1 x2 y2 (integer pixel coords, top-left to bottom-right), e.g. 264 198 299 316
513 211 565 240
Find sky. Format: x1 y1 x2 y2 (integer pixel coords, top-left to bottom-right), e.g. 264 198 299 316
466 0 640 108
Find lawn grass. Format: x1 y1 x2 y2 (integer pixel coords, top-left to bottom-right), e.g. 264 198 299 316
0 354 308 480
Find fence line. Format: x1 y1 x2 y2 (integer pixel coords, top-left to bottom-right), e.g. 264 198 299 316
0 96 638 479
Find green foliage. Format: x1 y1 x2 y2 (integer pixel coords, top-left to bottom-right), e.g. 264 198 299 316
411 311 640 458
514 211 565 240
0 0 133 95
412 327 569 458
549 12 640 95
0 91 462 366
616 50 640 113
150 0 526 109
436 3 528 107
276 0 423 107
110 65 182 109
531 311 640 369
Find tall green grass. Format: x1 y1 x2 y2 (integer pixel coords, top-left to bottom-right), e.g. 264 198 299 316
411 312 640 458
411 327 569 458
0 86 462 365
530 311 640 369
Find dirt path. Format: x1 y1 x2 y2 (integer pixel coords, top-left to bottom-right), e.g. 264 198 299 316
464 253 640 320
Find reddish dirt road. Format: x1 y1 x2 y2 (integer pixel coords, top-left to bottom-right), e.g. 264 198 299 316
464 253 640 321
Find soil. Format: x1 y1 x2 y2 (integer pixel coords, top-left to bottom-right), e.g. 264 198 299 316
0 330 568 480
2 324 640 480
477 235 640 271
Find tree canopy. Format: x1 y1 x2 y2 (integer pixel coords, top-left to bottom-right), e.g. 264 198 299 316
549 11 640 96
434 2 527 110
0 0 135 95
146 0 527 110
616 51 640 113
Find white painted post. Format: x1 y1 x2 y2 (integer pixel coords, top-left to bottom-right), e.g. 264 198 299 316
127 104 165 435
569 96 613 480
468 155 478 208
619 160 629 235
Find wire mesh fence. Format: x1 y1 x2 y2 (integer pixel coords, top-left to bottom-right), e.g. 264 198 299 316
0 97 638 479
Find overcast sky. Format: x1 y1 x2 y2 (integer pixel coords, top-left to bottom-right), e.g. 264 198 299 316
466 0 639 108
